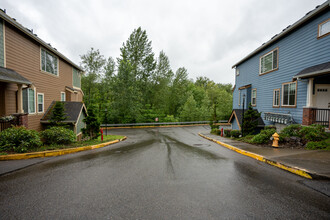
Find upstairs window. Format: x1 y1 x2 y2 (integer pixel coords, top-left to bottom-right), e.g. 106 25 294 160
251 89 257 106
41 48 58 75
260 48 278 75
282 82 296 107
318 18 330 38
72 68 81 88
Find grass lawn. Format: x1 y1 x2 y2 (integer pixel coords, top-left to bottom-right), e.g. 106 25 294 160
1 135 124 155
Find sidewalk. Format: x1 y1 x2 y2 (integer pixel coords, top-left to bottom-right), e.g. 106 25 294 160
200 133 330 180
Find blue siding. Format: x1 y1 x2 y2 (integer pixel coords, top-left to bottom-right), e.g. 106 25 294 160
231 116 240 130
233 11 330 125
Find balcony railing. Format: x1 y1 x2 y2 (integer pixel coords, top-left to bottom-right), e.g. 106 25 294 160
0 116 19 132
311 108 330 127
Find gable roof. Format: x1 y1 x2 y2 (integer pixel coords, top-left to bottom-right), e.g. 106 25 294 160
293 61 330 79
40 101 87 124
228 109 265 130
232 1 330 68
0 9 83 72
0 67 32 85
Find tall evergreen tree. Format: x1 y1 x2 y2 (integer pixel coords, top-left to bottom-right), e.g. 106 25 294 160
50 101 67 126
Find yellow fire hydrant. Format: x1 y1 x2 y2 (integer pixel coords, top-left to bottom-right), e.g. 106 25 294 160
272 132 279 148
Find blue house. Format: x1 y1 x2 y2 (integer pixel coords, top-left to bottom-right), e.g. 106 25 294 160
230 1 330 131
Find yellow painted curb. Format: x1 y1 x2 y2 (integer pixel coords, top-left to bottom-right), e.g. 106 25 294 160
0 136 127 161
103 124 209 130
199 133 313 179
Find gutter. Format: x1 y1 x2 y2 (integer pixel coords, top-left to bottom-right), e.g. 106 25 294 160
293 68 330 79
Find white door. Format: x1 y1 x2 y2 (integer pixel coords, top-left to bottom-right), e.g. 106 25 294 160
315 84 330 109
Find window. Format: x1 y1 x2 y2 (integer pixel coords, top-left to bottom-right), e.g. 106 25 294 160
273 89 280 107
61 92 66 101
318 18 330 38
22 88 35 114
236 68 239 76
282 82 297 107
72 68 81 88
260 48 278 74
37 93 44 113
41 48 58 75
238 90 241 106
251 89 257 106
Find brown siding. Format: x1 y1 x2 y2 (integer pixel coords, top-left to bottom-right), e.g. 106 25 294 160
4 23 80 131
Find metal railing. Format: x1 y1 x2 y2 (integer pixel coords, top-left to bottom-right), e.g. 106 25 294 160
0 119 18 132
311 108 330 127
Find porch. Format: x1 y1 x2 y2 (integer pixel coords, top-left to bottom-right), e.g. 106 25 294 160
294 62 330 128
0 67 31 131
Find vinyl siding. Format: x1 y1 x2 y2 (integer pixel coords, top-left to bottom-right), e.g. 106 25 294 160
232 117 240 130
233 10 330 125
4 22 82 131
0 18 4 67
76 110 86 135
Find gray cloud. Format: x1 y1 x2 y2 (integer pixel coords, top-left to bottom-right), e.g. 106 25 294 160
2 0 325 84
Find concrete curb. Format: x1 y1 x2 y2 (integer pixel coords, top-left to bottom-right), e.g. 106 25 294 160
199 133 315 180
0 136 127 161
104 124 209 129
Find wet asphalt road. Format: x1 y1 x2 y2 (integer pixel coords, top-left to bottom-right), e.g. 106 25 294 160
0 126 329 219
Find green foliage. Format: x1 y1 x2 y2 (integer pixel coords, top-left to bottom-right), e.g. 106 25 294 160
242 104 261 136
224 129 232 137
50 101 68 126
0 126 42 152
299 124 327 142
41 127 76 145
251 128 276 144
306 140 330 150
280 124 327 143
79 28 233 124
230 130 241 138
211 128 221 135
280 124 302 137
82 108 101 139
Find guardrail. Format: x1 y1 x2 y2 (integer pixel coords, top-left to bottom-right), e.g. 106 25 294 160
311 108 330 127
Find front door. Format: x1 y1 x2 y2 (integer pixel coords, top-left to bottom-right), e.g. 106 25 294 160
315 84 330 109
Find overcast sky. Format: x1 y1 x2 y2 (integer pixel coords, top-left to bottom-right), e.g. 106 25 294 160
1 0 326 84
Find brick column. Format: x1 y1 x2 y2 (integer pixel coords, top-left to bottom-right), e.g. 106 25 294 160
302 107 314 126
12 113 28 128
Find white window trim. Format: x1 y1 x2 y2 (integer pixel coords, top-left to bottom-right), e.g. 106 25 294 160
23 87 36 114
61 92 66 101
251 88 257 106
259 48 278 75
318 18 330 38
238 90 241 106
236 68 239 76
37 93 44 113
40 47 59 76
282 82 297 107
273 89 280 107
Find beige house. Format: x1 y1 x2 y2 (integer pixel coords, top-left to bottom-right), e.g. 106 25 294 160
0 9 86 138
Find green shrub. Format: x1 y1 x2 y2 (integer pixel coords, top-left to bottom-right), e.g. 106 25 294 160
224 129 232 137
41 127 76 145
264 125 277 130
280 124 302 138
211 129 221 135
306 140 329 150
251 128 276 144
299 124 327 142
0 126 42 152
230 130 241 138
